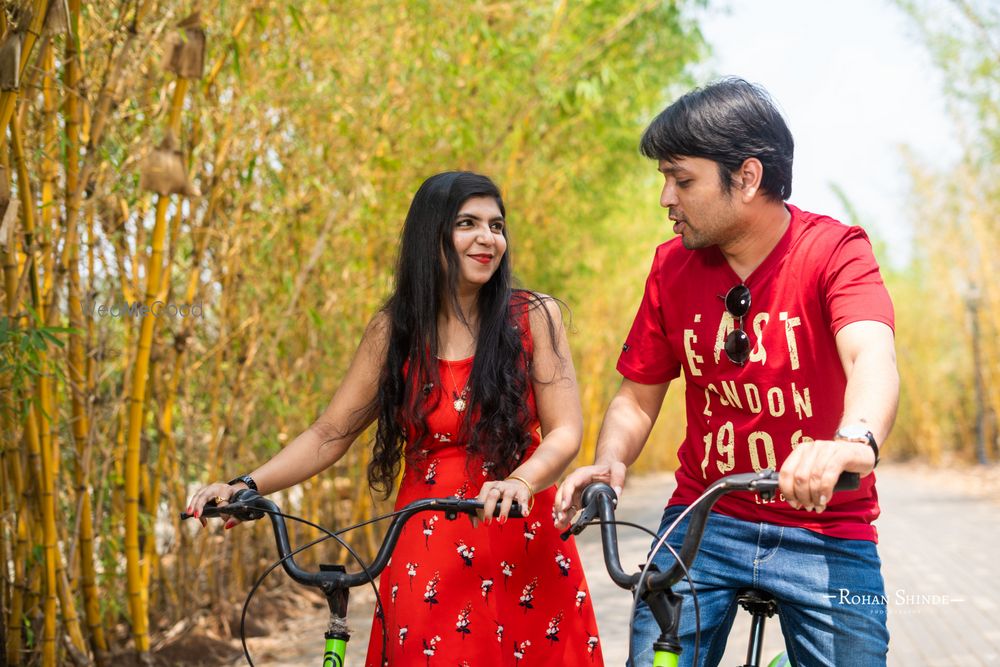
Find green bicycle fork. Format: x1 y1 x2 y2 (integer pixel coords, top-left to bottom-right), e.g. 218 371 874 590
322 632 347 667
653 649 680 666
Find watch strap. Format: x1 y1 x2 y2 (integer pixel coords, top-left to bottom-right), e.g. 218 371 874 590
835 428 879 469
227 474 258 491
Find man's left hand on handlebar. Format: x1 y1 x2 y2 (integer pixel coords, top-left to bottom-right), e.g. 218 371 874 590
778 439 876 513
553 460 627 530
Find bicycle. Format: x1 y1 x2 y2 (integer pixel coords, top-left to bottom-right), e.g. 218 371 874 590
561 468 860 667
180 490 525 666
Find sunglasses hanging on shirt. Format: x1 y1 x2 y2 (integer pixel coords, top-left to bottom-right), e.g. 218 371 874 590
722 283 752 365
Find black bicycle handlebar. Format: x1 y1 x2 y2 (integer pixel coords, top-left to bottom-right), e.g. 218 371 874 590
180 489 526 592
565 469 860 594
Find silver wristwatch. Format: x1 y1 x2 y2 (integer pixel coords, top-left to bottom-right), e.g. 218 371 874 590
835 425 879 468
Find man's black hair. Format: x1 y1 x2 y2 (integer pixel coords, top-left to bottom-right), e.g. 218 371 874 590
640 77 794 201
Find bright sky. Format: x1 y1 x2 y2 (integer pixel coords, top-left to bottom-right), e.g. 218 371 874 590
693 0 960 267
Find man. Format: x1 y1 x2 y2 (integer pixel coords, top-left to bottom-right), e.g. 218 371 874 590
554 78 898 666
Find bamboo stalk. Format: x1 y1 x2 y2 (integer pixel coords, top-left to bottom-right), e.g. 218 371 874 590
54 522 89 663
2 382 27 665
0 0 50 133
62 1 108 661
123 76 190 662
12 107 59 667
24 403 57 666
8 499 30 665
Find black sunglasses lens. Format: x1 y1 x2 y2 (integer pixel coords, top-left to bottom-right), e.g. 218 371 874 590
725 284 751 318
725 329 750 365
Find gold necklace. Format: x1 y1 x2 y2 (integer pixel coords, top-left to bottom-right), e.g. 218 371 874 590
443 360 470 413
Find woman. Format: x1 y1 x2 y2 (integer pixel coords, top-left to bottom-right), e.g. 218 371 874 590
187 172 604 665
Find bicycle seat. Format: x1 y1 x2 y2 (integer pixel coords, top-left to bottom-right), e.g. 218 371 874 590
736 588 778 617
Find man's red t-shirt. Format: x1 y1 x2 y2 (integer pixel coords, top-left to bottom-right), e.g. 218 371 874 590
617 205 894 541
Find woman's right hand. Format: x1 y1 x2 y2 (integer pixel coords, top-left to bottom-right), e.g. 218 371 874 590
186 482 246 530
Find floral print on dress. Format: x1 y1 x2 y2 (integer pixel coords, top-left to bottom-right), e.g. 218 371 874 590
405 561 419 590
424 572 440 607
575 587 587 613
587 635 600 658
544 611 563 644
523 521 541 552
422 635 441 666
501 560 516 589
513 639 532 665
518 577 538 612
422 515 438 549
555 550 571 576
455 603 473 639
456 540 475 566
424 460 439 486
480 575 494 602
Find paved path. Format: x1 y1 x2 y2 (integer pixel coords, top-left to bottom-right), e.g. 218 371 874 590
247 464 1000 665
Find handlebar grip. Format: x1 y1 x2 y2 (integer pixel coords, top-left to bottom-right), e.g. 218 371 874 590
454 499 526 519
834 471 860 491
179 489 265 522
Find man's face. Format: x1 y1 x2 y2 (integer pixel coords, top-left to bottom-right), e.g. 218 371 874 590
657 157 740 250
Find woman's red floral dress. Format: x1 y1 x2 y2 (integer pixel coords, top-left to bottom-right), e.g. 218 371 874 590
364 331 604 666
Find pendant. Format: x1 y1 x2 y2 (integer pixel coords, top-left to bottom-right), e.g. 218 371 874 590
453 397 467 412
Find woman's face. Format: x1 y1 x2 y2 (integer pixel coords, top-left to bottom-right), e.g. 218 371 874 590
449 196 506 292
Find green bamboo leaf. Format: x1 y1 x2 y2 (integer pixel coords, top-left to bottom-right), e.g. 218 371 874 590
288 5 306 32
229 38 243 81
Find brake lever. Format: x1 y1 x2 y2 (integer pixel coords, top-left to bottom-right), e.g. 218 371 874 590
560 483 618 540
561 501 599 540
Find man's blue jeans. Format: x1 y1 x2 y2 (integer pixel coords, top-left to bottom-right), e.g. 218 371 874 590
628 506 889 667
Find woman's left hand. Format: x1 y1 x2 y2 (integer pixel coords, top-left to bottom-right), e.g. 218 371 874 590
476 479 532 526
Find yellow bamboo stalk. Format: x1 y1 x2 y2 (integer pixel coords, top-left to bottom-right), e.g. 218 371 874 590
63 1 108 661
2 384 27 665
24 404 56 666
40 42 58 327
0 123 18 664
55 523 89 661
8 501 30 665
0 0 50 132
12 109 59 667
140 201 186 596
124 77 190 660
0 429 8 655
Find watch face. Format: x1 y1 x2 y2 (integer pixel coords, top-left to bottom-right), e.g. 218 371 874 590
837 425 871 440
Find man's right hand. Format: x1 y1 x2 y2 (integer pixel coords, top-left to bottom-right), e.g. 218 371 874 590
553 461 627 529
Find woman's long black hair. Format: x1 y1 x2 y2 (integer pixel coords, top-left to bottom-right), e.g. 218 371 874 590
367 171 552 497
